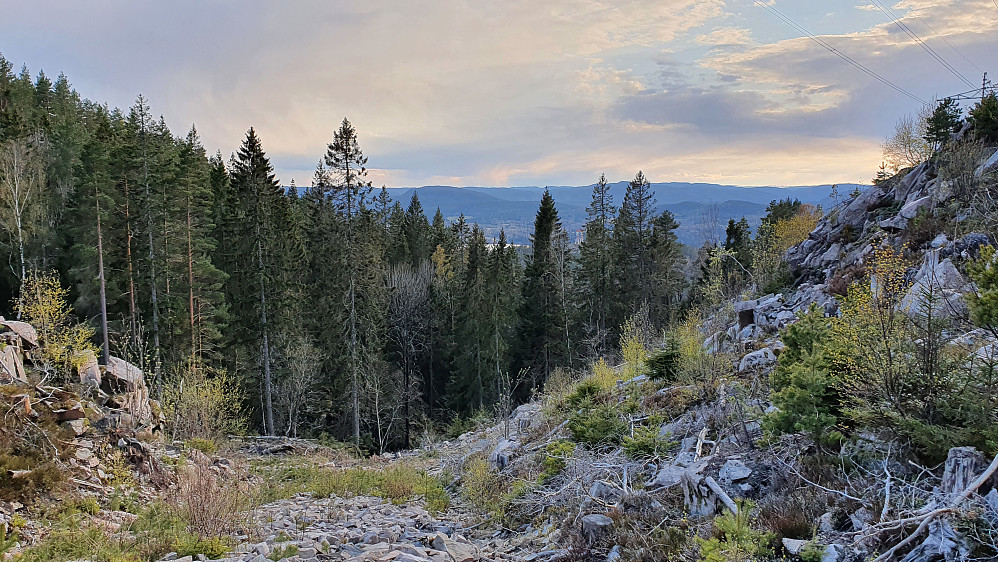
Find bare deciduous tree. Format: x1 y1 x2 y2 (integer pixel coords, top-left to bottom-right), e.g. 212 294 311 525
275 335 323 438
882 107 932 172
362 358 416 454
0 135 46 314
385 261 432 449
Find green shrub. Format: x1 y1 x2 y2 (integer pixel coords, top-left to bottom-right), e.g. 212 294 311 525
259 464 449 514
460 456 507 518
968 245 998 329
568 405 627 446
696 500 774 562
184 437 218 455
800 541 826 562
566 378 607 409
540 440 575 481
623 424 676 458
268 543 299 561
174 534 230 559
765 304 843 445
65 495 100 516
646 342 681 383
163 363 246 443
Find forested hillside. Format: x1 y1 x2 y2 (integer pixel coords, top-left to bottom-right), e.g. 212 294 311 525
0 56 694 451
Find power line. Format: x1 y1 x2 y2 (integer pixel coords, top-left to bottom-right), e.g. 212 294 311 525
752 1 927 104
895 0 984 75
869 0 977 89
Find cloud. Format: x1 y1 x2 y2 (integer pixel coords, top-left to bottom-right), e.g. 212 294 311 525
696 27 754 46
1 0 994 188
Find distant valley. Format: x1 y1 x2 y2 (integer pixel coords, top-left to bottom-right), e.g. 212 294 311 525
386 181 866 247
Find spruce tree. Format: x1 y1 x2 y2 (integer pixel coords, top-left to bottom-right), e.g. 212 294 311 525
516 190 567 390
612 171 656 331
576 173 615 357
226 128 283 435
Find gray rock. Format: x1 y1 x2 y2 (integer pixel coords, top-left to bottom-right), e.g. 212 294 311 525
589 481 623 503
782 538 807 555
738 348 776 372
648 466 685 488
823 544 845 562
719 460 752 482
489 438 520 470
849 507 872 531
899 195 931 219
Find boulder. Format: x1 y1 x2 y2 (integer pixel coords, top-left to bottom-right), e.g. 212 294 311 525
489 438 519 470
719 460 752 483
589 481 623 504
0 319 39 347
782 538 807 555
0 345 26 384
647 465 685 489
738 348 776 372
103 356 145 393
510 403 541 434
899 195 932 220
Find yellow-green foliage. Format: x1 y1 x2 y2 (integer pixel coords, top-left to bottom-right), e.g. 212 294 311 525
590 358 617 391
16 500 230 562
540 440 575 481
184 437 218 455
696 501 774 562
260 464 449 514
459 455 530 521
623 422 676 459
768 243 998 460
163 362 246 443
461 456 509 519
620 317 647 380
16 270 96 377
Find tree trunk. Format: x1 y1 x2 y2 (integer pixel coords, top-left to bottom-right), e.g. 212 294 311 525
141 120 162 396
257 232 275 436
96 184 109 364
124 180 138 346
350 275 360 446
186 196 197 358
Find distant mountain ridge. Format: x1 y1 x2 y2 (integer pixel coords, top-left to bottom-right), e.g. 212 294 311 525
383 182 865 247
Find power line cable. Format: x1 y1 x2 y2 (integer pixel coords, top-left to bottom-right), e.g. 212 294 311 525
869 0 976 89
895 0 984 75
752 1 926 104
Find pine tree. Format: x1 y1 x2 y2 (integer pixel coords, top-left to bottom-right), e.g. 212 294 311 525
404 193 432 267
969 93 998 143
924 98 963 149
324 117 373 446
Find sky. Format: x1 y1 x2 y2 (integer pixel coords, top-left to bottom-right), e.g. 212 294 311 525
1 0 995 188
